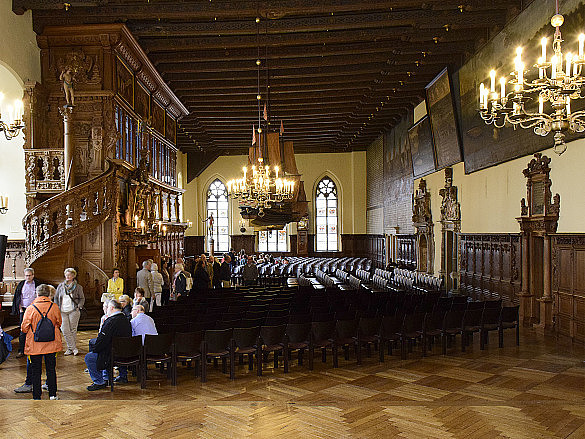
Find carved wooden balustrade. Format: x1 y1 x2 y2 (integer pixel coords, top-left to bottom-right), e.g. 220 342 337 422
23 162 119 265
25 149 66 194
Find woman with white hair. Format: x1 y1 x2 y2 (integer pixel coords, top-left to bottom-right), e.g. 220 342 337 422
54 268 85 355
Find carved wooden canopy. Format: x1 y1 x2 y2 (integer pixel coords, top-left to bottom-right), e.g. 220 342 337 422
14 0 529 155
518 153 560 235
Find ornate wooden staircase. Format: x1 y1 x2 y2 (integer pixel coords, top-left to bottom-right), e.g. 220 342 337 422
23 162 119 286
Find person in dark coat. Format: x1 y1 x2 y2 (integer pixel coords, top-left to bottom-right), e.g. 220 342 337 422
212 257 222 289
192 260 210 293
11 267 41 358
84 299 132 391
119 295 133 320
220 255 232 287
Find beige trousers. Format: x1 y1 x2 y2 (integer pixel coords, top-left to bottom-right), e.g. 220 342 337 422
61 308 80 351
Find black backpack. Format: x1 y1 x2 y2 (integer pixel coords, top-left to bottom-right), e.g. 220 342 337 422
32 303 55 342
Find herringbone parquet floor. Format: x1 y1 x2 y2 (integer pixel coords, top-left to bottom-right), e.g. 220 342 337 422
1 329 585 438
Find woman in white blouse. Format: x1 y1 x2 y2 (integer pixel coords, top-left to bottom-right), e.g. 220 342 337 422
54 268 85 355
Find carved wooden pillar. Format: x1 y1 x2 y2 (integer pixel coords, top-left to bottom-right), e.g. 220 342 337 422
60 106 75 190
127 244 137 296
412 179 434 274
439 168 461 295
517 153 559 333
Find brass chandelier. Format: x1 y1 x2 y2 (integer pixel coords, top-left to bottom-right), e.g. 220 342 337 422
479 0 585 155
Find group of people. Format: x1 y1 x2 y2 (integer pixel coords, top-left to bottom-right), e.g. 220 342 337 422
12 267 85 400
9 251 266 399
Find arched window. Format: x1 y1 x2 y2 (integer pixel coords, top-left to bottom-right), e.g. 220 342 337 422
315 177 338 251
206 179 229 252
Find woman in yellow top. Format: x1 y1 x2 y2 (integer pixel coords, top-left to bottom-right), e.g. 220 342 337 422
106 268 124 300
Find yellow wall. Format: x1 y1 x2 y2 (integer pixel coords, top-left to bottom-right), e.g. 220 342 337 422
416 136 585 275
183 151 367 241
0 1 40 239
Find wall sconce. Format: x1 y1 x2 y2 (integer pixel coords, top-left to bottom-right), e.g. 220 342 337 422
0 94 25 140
0 194 8 214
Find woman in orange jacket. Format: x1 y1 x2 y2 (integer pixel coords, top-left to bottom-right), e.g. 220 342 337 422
20 284 62 400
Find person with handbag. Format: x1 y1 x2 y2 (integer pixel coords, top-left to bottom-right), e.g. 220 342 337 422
20 284 62 400
11 267 40 358
54 268 85 356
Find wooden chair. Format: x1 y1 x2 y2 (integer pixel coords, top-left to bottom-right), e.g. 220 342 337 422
175 331 203 379
400 313 425 359
461 308 484 352
309 320 336 370
332 319 358 367
142 333 176 389
499 305 520 347
479 307 501 350
232 326 261 372
202 328 235 382
284 322 311 368
258 325 288 375
355 316 381 365
109 335 143 392
441 310 464 355
378 315 402 361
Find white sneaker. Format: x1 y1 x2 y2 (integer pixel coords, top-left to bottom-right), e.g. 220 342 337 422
50 396 59 400
64 350 73 356
73 349 79 356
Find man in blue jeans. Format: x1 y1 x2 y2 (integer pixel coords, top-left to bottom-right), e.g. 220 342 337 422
84 299 131 391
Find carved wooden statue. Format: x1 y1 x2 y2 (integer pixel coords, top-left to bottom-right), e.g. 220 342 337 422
59 68 75 106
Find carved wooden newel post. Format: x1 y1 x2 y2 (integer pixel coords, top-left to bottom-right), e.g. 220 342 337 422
60 105 74 190
517 153 559 333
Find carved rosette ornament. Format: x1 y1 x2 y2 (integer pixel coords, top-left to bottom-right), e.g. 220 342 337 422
412 179 434 274
516 153 559 334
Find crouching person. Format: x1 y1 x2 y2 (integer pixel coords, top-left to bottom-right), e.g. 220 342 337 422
20 284 62 400
84 299 131 391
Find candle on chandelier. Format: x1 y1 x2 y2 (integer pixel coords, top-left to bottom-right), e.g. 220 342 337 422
274 166 279 179
500 78 506 102
479 83 485 108
539 95 544 114
162 225 167 236
158 220 162 232
580 34 585 58
541 37 547 61
567 96 571 115
538 58 544 79
566 53 572 76
134 215 139 229
490 70 496 92
0 194 7 209
140 220 145 234
243 166 247 180
551 55 558 79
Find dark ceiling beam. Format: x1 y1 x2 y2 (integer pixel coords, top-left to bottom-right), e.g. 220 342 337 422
129 9 504 38
142 28 473 52
20 0 518 19
151 40 475 64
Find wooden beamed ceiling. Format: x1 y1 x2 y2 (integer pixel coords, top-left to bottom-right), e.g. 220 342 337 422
15 0 531 155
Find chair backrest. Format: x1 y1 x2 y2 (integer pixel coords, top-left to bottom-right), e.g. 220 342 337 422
175 331 203 355
443 310 465 330
500 305 519 323
144 333 174 356
381 315 402 336
260 324 287 345
462 309 484 327
285 322 311 343
402 313 425 333
311 320 336 342
358 316 381 336
233 326 260 348
112 335 142 359
204 328 233 353
481 307 501 325
335 319 358 339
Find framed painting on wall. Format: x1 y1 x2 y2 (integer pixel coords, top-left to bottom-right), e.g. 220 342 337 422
115 57 134 107
425 67 462 170
152 100 165 136
408 115 436 178
135 81 150 121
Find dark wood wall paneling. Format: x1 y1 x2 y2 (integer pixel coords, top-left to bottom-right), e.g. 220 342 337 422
184 234 385 268
460 234 521 304
552 235 585 342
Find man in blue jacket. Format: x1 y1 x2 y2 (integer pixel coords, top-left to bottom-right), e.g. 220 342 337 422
84 299 131 391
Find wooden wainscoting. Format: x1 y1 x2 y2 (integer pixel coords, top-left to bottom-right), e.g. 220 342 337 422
552 234 585 343
184 236 205 257
460 234 521 303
